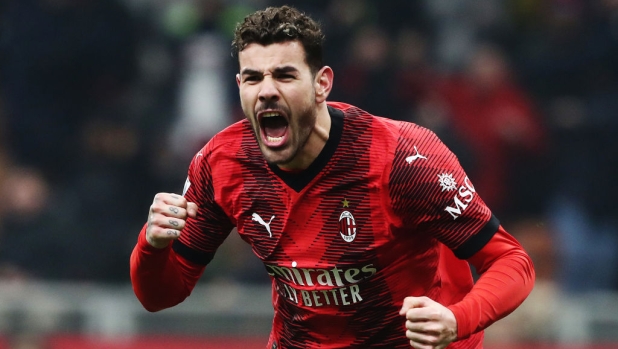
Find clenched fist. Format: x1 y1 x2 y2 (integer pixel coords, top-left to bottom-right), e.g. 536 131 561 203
146 193 198 249
399 296 458 349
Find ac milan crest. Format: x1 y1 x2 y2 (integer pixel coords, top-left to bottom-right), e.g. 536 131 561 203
338 211 357 242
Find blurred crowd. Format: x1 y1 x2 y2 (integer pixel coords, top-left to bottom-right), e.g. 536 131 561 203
0 0 616 310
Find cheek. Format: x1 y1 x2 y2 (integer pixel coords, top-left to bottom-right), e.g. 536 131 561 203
238 93 254 118
239 89 256 110
239 88 251 103
287 85 315 107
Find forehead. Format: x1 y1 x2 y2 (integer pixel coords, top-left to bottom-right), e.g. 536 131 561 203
238 41 308 72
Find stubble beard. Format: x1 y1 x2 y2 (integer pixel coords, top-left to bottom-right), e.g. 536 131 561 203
257 101 317 166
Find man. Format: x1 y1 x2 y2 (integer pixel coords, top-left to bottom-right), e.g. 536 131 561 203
130 6 535 349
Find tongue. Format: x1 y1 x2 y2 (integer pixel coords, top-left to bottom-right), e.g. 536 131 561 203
265 125 287 138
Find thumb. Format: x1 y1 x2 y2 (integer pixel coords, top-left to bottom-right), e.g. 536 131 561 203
187 202 199 218
399 296 431 315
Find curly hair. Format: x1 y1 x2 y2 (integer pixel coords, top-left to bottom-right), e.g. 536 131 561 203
232 6 325 74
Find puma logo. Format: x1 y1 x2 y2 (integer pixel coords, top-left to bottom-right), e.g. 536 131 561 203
406 146 428 163
252 213 275 237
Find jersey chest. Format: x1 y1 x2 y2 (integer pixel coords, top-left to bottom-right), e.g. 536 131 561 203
230 167 390 269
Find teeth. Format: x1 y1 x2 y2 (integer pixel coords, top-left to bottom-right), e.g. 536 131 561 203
267 136 283 142
262 112 281 117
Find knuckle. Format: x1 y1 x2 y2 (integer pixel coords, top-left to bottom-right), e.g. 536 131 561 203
178 197 188 207
150 215 165 227
149 215 159 225
151 201 168 214
147 226 163 238
429 309 441 319
425 324 440 333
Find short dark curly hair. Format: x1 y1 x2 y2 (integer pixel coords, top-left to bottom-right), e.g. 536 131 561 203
232 6 325 74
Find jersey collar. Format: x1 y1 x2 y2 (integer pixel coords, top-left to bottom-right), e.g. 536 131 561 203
268 106 344 192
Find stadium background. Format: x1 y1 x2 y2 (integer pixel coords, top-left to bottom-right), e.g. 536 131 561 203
0 0 617 348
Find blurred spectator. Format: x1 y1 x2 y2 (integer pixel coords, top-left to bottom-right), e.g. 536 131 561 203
522 0 618 292
0 0 147 283
168 27 231 161
143 0 248 191
433 44 547 219
484 219 562 343
322 0 376 64
0 167 89 280
329 24 397 117
392 28 476 174
68 113 152 282
0 0 138 186
423 0 513 72
392 28 436 121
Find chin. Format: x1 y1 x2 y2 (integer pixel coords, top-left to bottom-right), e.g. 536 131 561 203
261 147 294 165
265 155 294 166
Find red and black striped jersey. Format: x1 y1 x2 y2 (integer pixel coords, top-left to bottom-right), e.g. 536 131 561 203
174 102 497 349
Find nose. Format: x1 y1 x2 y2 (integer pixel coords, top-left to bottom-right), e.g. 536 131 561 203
258 76 280 103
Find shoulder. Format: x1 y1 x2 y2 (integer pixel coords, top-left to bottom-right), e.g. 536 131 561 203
186 119 254 173
327 101 407 140
327 101 448 163
209 119 252 152
390 121 459 175
192 119 251 160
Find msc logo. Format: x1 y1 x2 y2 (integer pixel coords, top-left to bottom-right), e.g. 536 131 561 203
444 176 476 220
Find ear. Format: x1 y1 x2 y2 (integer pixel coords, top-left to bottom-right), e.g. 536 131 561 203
236 73 241 88
314 66 334 103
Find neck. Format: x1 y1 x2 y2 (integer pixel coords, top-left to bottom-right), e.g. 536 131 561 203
278 103 331 171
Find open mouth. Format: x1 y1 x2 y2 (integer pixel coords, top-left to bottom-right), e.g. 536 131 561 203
258 110 289 147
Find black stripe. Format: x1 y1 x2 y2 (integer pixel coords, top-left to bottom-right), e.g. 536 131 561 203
172 240 215 266
453 214 500 260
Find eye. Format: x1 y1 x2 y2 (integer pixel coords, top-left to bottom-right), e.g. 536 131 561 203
278 74 295 81
244 75 261 83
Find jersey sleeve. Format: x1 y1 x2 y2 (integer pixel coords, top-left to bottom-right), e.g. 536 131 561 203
130 223 206 312
389 124 499 258
171 141 235 265
448 226 536 339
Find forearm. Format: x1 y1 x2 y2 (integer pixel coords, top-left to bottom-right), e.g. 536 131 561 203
448 228 535 339
130 224 204 312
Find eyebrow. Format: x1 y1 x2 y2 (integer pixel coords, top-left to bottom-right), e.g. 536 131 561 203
240 68 262 76
240 66 299 76
273 66 299 75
